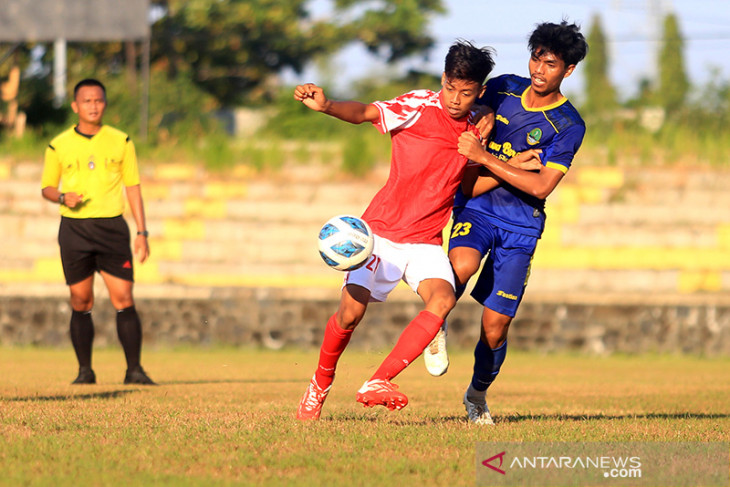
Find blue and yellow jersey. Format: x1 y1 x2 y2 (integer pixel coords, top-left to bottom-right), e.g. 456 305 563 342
41 125 140 219
455 74 585 237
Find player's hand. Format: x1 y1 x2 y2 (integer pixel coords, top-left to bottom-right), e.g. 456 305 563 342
472 106 495 144
457 132 486 162
293 83 329 112
134 234 150 264
63 192 85 208
508 149 543 171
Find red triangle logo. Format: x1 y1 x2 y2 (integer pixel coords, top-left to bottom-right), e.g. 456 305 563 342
482 451 506 475
122 260 132 269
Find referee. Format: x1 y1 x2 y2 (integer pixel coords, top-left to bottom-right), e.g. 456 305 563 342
41 79 155 385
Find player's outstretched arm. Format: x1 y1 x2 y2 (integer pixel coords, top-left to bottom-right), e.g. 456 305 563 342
507 151 543 171
293 83 329 111
458 132 560 200
293 83 379 124
461 166 500 198
462 149 544 198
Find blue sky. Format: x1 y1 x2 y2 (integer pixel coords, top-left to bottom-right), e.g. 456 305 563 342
294 0 730 102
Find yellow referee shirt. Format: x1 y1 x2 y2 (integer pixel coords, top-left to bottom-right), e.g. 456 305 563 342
41 125 141 219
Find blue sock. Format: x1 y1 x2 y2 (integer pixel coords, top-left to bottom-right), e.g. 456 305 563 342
470 339 508 392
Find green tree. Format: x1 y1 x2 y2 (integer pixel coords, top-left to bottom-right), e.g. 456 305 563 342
583 13 616 114
152 0 445 105
336 0 445 61
8 0 446 134
657 12 689 114
152 0 340 105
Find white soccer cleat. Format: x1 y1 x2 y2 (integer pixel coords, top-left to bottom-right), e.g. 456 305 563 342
424 321 449 376
463 391 494 425
297 375 331 420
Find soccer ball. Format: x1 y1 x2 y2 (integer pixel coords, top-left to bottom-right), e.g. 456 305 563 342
317 215 374 271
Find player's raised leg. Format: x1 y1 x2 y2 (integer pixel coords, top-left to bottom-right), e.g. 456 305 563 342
297 284 369 420
357 277 454 410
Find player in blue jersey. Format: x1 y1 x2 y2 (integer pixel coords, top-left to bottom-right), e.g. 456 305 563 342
446 21 588 424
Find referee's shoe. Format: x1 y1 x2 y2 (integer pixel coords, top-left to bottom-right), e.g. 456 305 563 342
72 366 96 384
124 366 157 385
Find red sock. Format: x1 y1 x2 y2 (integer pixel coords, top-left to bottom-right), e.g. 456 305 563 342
314 313 353 389
370 311 443 381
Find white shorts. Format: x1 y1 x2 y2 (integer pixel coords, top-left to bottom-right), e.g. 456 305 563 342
344 234 455 302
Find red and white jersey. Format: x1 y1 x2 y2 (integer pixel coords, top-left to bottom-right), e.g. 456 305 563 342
362 89 479 245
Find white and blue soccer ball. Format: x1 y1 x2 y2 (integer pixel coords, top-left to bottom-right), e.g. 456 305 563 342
317 215 374 271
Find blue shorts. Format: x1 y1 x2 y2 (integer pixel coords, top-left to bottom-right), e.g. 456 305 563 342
448 208 538 317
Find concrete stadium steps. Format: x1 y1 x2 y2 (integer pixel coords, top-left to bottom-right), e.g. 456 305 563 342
575 204 730 226
555 223 721 248
1 160 729 295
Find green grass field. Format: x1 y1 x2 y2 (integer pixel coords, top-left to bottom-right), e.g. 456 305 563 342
1 347 728 486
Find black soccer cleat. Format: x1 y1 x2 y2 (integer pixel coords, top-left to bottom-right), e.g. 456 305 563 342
72 366 96 385
124 366 157 385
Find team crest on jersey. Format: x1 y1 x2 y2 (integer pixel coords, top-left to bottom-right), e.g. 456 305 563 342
526 127 542 145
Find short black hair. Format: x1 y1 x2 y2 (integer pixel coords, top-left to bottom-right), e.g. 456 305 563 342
444 39 496 85
528 21 588 66
73 79 106 99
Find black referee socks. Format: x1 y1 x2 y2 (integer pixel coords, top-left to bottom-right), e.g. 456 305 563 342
116 306 142 371
70 309 94 368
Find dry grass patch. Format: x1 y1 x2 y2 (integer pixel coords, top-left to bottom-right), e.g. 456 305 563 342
1 347 728 486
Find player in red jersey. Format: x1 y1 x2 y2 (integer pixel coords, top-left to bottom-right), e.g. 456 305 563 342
295 41 541 420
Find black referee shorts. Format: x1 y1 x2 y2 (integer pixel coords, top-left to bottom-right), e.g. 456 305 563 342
58 215 134 285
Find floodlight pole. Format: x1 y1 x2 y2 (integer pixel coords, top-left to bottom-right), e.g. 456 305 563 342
53 38 67 107
140 36 150 142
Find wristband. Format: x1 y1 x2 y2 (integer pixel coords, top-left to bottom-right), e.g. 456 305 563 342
58 193 65 205
137 230 149 237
